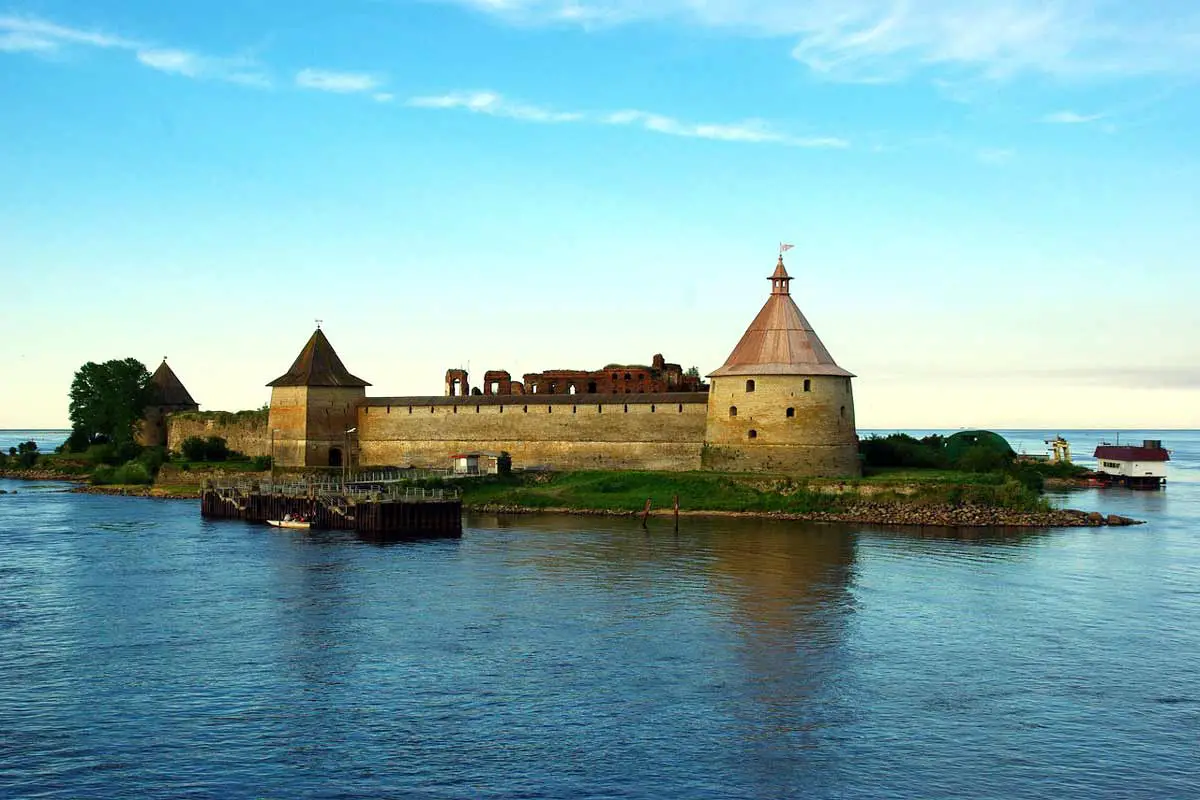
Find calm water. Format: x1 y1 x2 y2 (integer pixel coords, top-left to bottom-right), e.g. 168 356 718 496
1 431 1198 799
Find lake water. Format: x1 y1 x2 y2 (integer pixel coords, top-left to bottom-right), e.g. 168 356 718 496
1 431 1198 798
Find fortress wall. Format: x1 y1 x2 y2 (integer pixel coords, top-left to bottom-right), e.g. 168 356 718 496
165 412 269 457
357 397 708 471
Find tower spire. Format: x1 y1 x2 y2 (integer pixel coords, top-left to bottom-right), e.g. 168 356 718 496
769 255 792 296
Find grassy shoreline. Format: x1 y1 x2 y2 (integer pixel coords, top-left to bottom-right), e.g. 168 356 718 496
1 466 1137 528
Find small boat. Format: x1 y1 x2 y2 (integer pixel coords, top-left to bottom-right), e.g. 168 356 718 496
267 519 311 530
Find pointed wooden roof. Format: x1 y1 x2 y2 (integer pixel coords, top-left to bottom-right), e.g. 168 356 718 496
150 359 198 407
708 256 854 379
268 329 371 388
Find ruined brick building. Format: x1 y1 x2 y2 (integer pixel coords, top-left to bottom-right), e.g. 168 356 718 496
161 255 860 476
446 354 704 397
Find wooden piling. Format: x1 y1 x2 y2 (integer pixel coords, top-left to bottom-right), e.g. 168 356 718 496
201 486 461 538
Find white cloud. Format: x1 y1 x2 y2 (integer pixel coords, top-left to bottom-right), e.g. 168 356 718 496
0 31 58 52
602 109 847 147
434 0 1200 83
408 90 847 147
296 69 383 93
373 92 395 103
408 91 583 122
0 14 135 51
1043 109 1104 124
137 48 201 77
1 15 270 86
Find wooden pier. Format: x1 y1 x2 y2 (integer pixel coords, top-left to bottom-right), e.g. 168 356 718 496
201 478 462 538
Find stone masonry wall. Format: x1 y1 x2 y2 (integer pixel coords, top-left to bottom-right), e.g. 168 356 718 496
703 375 860 477
357 396 708 471
165 411 269 457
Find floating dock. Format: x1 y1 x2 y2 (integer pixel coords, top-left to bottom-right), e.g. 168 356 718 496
201 477 462 537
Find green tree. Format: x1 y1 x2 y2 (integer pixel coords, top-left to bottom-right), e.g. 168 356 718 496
16 441 38 469
68 359 154 448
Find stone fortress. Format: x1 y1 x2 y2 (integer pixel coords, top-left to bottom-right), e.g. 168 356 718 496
152 256 861 476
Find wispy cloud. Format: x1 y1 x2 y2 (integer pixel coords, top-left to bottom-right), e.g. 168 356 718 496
296 68 383 94
4 13 847 149
436 0 1200 83
0 14 270 86
137 48 201 76
408 91 584 122
0 14 133 51
1043 110 1105 124
408 91 848 147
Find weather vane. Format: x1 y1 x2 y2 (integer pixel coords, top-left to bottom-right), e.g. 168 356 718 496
315 319 323 330
779 242 794 257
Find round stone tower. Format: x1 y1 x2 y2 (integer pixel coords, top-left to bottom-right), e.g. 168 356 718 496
703 255 859 477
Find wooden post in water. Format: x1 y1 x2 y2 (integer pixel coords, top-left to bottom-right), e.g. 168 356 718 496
641 498 652 529
673 494 679 533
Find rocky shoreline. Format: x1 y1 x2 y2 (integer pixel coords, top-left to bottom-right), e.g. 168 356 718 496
465 502 1142 527
0 469 85 482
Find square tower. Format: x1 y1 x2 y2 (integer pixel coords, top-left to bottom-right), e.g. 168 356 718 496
267 328 370 468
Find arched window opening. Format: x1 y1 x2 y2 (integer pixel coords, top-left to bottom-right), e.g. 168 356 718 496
786 407 795 418
730 406 738 418
651 405 656 413
840 405 847 418
523 405 528 413
476 405 480 413
624 372 631 380
598 405 603 414
490 381 500 394
548 406 552 414
678 404 683 413
531 384 539 394
549 383 557 394
746 379 756 393
748 430 758 440
572 405 577 414
587 381 597 393
624 404 629 413
804 379 811 392
408 406 413 414
568 384 577 395
453 405 458 414
329 447 343 467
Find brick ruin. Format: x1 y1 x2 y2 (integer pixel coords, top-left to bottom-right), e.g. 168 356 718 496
444 354 706 397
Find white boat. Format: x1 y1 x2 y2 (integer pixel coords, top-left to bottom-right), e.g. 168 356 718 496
267 519 311 530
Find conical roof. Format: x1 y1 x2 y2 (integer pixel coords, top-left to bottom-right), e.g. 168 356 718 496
708 257 854 379
150 359 198 406
268 329 371 388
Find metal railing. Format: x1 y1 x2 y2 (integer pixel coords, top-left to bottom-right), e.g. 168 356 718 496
203 477 460 502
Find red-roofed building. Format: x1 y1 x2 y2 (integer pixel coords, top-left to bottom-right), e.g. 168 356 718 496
1093 440 1170 488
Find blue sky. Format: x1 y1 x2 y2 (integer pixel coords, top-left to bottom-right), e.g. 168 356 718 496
2 0 1198 429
